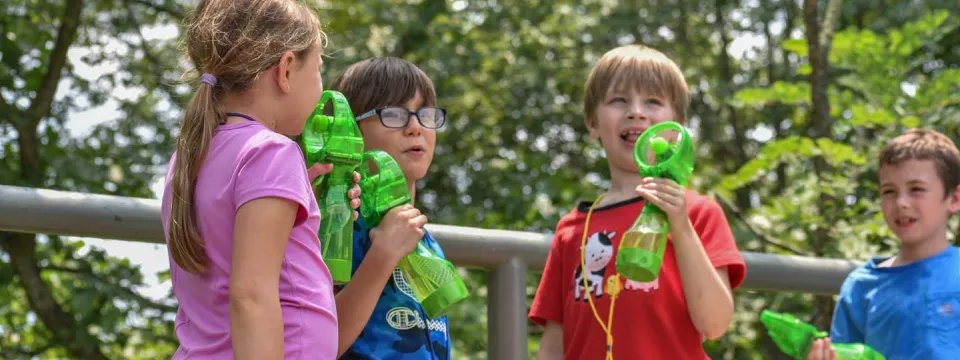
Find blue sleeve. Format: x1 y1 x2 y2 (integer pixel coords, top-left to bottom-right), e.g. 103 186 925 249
830 276 865 343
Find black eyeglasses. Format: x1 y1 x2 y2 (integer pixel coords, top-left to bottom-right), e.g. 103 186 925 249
356 106 446 129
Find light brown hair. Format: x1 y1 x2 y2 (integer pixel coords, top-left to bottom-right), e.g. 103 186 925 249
880 128 960 197
169 0 325 274
329 57 436 117
583 45 690 127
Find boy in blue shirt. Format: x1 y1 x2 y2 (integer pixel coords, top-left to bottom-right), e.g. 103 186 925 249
808 128 960 360
329 57 451 360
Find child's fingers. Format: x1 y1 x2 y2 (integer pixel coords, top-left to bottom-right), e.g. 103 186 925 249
642 177 681 187
637 186 683 208
389 204 419 219
805 339 834 360
815 340 827 360
348 185 361 200
353 171 361 184
805 339 822 360
412 214 429 228
824 339 836 360
350 197 361 210
641 180 684 202
637 188 672 209
638 180 682 194
635 187 655 201
307 163 334 181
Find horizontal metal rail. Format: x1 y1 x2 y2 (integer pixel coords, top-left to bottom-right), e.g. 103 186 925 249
0 184 861 293
0 184 862 359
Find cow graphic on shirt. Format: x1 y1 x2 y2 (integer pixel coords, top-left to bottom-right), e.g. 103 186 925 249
573 230 615 301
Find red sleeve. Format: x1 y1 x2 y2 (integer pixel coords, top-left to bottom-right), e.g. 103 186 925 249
528 225 568 327
688 193 746 290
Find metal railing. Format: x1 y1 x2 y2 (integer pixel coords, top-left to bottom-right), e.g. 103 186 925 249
0 184 861 359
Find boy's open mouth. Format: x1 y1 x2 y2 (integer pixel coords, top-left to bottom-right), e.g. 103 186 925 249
404 145 425 154
895 217 917 227
620 129 645 142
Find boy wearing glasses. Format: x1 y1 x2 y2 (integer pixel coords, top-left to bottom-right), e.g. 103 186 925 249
329 57 452 360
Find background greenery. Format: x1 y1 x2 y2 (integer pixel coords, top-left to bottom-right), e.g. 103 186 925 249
1 0 958 358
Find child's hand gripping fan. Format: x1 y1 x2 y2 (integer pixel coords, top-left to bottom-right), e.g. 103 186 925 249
299 90 365 285
760 310 886 360
616 121 695 282
357 150 469 318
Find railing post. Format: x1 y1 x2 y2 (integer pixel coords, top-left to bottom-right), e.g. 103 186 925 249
487 256 527 360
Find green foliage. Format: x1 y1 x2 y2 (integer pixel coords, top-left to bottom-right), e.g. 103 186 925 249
734 82 812 108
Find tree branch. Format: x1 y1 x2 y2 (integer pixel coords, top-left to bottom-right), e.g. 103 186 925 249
819 0 844 51
126 0 185 19
24 0 83 128
3 2 108 358
17 0 84 185
123 2 189 106
714 0 752 211
804 0 844 332
41 264 178 314
711 192 806 255
803 0 832 139
0 232 109 360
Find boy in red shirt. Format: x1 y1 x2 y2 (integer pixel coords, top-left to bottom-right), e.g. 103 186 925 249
529 44 747 359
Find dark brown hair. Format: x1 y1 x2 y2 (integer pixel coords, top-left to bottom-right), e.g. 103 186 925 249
583 44 690 126
168 0 324 274
879 128 960 197
329 57 436 117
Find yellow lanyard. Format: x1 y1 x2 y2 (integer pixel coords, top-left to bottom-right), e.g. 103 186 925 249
579 193 624 360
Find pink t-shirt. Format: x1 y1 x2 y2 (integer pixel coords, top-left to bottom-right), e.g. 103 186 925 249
160 121 337 359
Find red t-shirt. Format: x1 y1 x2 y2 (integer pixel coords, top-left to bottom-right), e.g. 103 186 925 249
529 192 746 360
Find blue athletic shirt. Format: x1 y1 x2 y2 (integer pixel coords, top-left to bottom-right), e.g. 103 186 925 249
831 245 960 360
338 217 452 360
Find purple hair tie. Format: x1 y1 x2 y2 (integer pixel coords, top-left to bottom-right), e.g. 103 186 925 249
199 73 217 86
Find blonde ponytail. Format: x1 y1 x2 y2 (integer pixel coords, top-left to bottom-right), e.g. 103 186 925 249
168 80 221 274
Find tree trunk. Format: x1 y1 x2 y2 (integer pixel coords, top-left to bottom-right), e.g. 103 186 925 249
767 0 792 195
803 0 844 331
1 233 109 360
714 0 753 210
4 0 110 358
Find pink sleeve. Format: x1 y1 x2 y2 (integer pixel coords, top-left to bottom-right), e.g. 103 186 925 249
234 139 312 226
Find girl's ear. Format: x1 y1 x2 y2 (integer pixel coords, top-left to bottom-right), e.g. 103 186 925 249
275 51 296 93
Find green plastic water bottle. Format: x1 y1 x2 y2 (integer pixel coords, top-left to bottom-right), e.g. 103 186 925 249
299 90 364 285
760 310 886 360
616 121 695 282
357 149 469 318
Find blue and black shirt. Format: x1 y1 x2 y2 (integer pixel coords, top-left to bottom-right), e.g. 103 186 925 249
339 217 452 360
